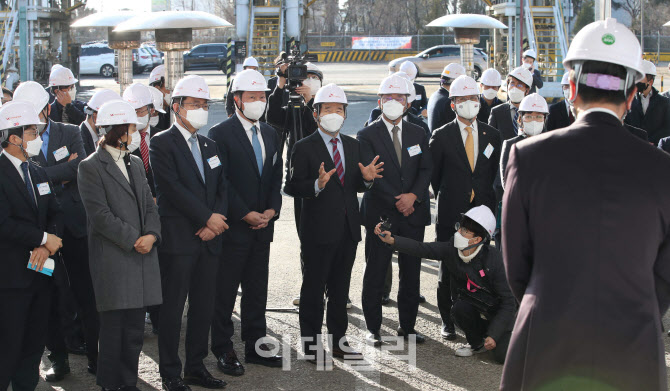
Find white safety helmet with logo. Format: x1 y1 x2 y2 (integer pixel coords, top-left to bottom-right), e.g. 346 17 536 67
523 49 537 60
442 63 466 80
0 101 45 156
13 81 50 113
242 57 259 68
149 65 165 85
517 93 548 136
641 59 657 76
399 61 418 81
305 62 323 81
480 68 502 87
123 83 153 109
449 75 481 120
561 73 570 85
462 205 497 239
86 89 122 113
172 75 210 129
379 74 411 121
231 69 270 92
313 83 348 134
148 86 166 114
508 67 534 89
95 99 142 131
49 66 78 87
393 71 416 103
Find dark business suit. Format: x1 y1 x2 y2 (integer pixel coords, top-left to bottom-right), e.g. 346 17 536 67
501 111 670 390
529 68 543 94
624 87 670 145
500 135 526 190
429 119 501 331
358 118 432 333
0 154 62 391
80 121 98 157
488 102 519 141
658 136 670 153
208 115 283 357
156 109 171 131
478 96 503 124
150 125 228 379
546 100 573 131
411 82 428 115
49 99 86 126
366 107 430 137
38 120 99 366
427 87 455 133
284 130 369 354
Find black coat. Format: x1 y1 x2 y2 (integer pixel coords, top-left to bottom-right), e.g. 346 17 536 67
156 109 171 132
49 99 86 126
392 236 516 342
429 119 501 230
284 131 369 245
499 134 526 191
658 136 670 153
427 87 455 133
357 118 432 228
366 107 430 137
546 100 573 131
411 82 428 114
488 102 519 141
35 120 87 239
80 121 98 157
266 85 318 157
149 125 228 255
501 111 670 390
624 87 670 145
478 96 503 124
0 154 63 289
207 115 283 244
529 68 543 94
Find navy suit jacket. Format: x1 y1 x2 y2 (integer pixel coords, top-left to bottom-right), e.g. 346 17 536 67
150 125 228 255
488 102 518 141
546 100 573 131
427 87 455 133
207 115 283 244
49 100 86 126
625 87 670 145
80 121 97 157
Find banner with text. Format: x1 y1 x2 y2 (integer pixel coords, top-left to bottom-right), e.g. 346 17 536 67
351 36 412 50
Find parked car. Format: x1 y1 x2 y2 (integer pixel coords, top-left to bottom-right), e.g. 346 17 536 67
80 43 116 77
141 43 163 69
183 43 229 71
133 48 153 74
388 45 488 80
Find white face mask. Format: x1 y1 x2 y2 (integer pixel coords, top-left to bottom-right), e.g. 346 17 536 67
453 231 473 250
303 78 321 97
137 114 149 130
240 100 266 122
127 131 141 152
68 86 77 101
382 100 405 121
522 62 533 70
163 92 171 104
454 100 480 120
185 108 209 130
319 113 345 134
22 136 43 157
522 121 544 136
508 87 525 103
149 116 159 127
482 88 498 100
563 89 571 101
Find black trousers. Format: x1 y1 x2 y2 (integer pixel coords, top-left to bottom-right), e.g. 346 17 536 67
451 299 511 364
436 224 454 330
362 218 424 333
97 308 145 388
158 246 219 378
294 197 305 274
299 228 357 354
211 240 271 357
0 280 51 391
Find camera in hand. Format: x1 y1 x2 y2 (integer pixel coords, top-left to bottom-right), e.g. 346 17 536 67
379 215 392 238
277 47 317 104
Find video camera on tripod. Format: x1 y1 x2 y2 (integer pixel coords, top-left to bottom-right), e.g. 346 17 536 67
277 48 318 108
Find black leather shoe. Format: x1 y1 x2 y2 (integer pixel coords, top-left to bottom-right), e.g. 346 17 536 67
45 359 70 382
216 350 245 376
65 337 87 355
87 358 97 375
245 343 282 368
381 293 391 305
441 323 457 341
398 327 426 344
418 294 426 303
183 368 226 389
162 377 191 391
332 341 364 360
366 331 382 347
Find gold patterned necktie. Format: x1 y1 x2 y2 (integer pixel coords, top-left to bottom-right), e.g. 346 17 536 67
392 125 402 166
465 126 475 202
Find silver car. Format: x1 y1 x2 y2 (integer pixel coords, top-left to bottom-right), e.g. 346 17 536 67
388 45 488 79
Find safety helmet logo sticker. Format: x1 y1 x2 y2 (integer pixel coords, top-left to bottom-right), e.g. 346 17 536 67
601 34 615 45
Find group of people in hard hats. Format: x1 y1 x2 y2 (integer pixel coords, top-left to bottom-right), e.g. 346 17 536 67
2 15 670 391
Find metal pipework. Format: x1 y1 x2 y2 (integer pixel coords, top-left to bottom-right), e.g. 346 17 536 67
108 28 141 94
156 28 192 92
454 28 480 79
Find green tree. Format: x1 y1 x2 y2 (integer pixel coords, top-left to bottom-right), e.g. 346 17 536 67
573 0 594 34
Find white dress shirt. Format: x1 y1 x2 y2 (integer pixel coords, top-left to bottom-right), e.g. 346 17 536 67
641 89 652 115
84 120 99 144
381 115 402 145
315 128 345 194
104 145 130 182
3 151 47 245
236 111 266 161
457 118 479 167
175 122 201 154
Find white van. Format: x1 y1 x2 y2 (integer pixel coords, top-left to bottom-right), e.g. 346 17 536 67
80 43 116 77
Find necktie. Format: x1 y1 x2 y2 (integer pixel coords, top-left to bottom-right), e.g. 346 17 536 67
392 125 402 166
139 131 150 174
330 138 345 186
189 135 206 183
251 125 263 174
464 126 475 203
512 108 519 135
20 162 37 206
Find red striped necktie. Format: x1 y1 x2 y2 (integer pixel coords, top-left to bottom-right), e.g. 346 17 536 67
330 138 344 186
139 131 150 173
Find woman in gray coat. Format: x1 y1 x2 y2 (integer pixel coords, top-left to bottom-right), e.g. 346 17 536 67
77 100 161 391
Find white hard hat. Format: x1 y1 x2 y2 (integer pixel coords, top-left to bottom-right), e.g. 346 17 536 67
149 64 165 84
393 72 416 103
0 101 44 133
508 67 534 89
563 18 644 84
231 69 270 92
480 68 502 87
442 63 466 79
399 61 418 80
148 86 166 113
95 99 142 127
449 75 480 98
523 49 537 59
123 83 153 109
87 89 122 112
518 93 549 114
13 81 51 113
314 83 348 106
305 62 323 80
51 64 63 71
641 59 657 76
561 72 570 85
463 205 496 238
49 66 78 87
173 75 210 100
378 74 411 95
242 57 259 68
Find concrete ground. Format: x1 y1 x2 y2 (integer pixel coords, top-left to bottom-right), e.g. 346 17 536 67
27 62 670 391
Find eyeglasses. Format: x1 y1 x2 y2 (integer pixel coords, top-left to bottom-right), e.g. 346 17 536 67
136 106 150 116
508 81 527 90
523 114 545 121
452 96 479 104
182 102 211 111
454 223 474 237
381 96 407 104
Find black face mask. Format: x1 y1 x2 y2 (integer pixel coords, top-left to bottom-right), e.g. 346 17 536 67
636 82 649 93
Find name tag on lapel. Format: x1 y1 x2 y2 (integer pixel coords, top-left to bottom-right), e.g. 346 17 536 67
483 144 494 159
53 146 70 161
407 144 422 157
207 155 221 169
37 182 51 196
272 152 278 166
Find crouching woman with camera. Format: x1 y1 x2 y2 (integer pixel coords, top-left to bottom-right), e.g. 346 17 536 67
375 205 515 363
